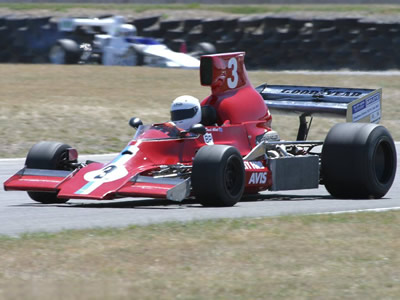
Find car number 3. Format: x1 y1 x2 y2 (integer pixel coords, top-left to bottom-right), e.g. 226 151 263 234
227 57 239 89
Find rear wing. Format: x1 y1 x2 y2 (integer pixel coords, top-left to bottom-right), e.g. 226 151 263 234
256 84 382 124
58 16 126 35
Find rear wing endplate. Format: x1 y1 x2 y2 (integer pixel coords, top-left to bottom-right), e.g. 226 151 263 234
256 84 382 123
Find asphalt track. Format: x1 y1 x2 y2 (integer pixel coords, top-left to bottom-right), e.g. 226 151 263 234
1 145 399 236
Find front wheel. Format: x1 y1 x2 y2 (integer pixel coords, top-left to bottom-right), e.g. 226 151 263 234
322 123 397 199
26 141 75 204
102 47 142 66
121 47 140 66
191 145 245 207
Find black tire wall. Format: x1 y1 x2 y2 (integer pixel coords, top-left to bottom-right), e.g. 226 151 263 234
1 14 400 70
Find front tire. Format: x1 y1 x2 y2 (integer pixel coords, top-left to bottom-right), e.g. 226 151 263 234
322 123 396 199
102 47 142 66
26 142 74 204
192 145 245 207
121 47 139 66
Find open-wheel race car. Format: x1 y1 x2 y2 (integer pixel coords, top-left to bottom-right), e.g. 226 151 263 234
4 52 397 206
49 16 214 68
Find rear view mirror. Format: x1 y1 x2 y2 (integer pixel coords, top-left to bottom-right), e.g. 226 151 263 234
129 117 143 129
189 123 206 135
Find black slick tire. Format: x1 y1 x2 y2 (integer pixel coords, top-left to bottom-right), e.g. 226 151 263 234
322 123 396 199
25 141 73 204
192 145 245 207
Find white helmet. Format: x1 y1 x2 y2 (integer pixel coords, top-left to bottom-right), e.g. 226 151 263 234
118 24 137 37
170 95 201 130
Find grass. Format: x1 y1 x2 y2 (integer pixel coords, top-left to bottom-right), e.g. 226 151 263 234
0 64 399 158
0 211 399 299
1 3 400 15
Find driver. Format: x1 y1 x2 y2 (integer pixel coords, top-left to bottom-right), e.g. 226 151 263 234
117 24 137 38
170 95 201 130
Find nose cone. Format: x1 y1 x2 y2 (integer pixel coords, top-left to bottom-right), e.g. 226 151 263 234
57 162 132 199
57 144 152 199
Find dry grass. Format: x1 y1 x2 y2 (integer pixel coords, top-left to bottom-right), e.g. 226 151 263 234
1 64 399 157
0 212 400 299
2 3 400 16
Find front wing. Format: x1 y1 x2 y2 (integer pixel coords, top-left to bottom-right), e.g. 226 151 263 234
4 162 275 202
4 167 193 202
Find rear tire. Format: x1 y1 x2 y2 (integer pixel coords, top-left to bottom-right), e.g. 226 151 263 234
26 141 73 204
49 39 80 64
192 145 245 207
322 123 396 199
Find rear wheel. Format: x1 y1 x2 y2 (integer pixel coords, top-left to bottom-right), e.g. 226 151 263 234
26 142 74 204
49 39 80 64
193 42 216 55
192 145 245 207
322 123 396 199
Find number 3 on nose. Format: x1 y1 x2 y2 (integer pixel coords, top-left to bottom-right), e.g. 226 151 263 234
227 57 238 89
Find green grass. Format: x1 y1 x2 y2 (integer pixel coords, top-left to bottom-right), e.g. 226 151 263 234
0 211 400 299
2 3 400 15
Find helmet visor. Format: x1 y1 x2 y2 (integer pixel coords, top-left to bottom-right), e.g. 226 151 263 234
171 106 199 121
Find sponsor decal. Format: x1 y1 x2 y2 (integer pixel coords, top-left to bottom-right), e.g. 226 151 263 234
204 132 214 145
59 19 74 31
246 161 268 185
244 161 264 170
352 93 381 123
280 88 363 97
206 127 223 132
248 172 267 185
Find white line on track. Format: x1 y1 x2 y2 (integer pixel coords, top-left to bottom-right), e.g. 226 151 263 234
0 157 25 162
317 207 400 215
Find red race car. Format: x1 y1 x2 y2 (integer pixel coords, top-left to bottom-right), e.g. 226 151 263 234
4 52 397 206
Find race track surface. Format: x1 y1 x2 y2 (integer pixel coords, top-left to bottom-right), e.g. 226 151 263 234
1 145 399 236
